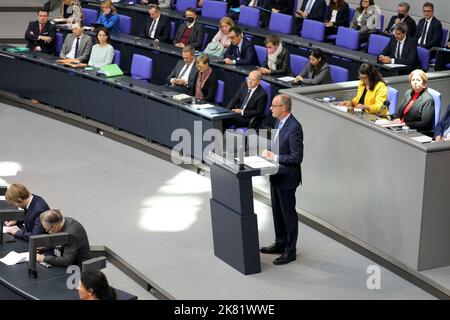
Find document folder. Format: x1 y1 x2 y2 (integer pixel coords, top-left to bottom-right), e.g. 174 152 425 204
98 64 124 77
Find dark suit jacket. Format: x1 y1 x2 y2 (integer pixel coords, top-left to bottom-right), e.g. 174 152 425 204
262 46 293 76
380 36 418 68
15 194 49 241
140 14 171 43
25 20 56 54
299 0 327 22
227 82 267 120
270 114 303 189
384 15 416 37
396 89 435 133
167 60 198 95
434 105 450 138
415 17 443 49
223 38 258 65
196 71 218 103
173 22 205 50
43 217 91 267
269 0 294 15
324 2 350 27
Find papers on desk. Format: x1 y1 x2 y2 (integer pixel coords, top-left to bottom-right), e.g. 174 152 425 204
0 251 29 266
235 156 277 169
374 119 391 125
277 76 296 82
192 104 215 109
411 135 433 143
384 63 407 68
2 226 7 234
172 94 192 101
329 103 348 112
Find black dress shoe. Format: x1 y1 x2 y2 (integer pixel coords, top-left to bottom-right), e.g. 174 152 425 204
260 243 285 254
273 253 296 265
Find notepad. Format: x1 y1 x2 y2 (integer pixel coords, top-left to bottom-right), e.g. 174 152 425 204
234 156 277 169
277 76 296 82
329 104 348 112
411 135 432 143
0 251 29 266
192 104 215 109
384 63 407 68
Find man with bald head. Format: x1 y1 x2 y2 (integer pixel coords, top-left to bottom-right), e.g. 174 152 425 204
225 70 267 128
261 94 303 265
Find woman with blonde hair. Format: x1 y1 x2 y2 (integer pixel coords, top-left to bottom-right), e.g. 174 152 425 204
393 69 435 134
58 0 83 25
96 0 120 33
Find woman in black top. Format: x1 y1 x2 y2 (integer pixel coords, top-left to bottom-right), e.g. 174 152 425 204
259 35 293 77
293 48 331 85
324 0 350 36
194 54 218 103
78 270 117 300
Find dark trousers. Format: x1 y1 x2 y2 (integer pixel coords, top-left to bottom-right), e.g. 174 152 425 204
270 185 298 256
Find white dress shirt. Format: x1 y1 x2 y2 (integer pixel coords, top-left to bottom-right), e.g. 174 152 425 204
66 34 83 59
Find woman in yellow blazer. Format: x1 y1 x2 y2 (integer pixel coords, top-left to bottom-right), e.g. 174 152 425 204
340 63 388 115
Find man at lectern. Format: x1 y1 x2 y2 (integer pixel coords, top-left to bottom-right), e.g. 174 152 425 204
260 94 303 265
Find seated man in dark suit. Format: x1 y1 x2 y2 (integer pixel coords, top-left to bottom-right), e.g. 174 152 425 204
226 70 267 128
383 2 416 37
261 0 294 28
3 183 50 241
37 209 91 267
166 46 198 95
140 4 171 43
260 94 303 265
173 7 205 50
25 9 56 54
415 2 442 50
59 22 94 63
434 105 450 142
223 26 258 66
294 0 327 33
378 22 418 75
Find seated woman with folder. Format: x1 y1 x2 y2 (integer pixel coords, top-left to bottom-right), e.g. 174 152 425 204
339 63 388 115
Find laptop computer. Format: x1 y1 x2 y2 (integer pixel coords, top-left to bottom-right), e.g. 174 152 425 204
90 22 104 29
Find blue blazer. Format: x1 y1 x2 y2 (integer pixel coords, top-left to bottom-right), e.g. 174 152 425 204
97 13 121 33
15 194 50 241
434 105 450 138
415 17 442 49
270 114 304 189
300 0 327 22
223 38 258 65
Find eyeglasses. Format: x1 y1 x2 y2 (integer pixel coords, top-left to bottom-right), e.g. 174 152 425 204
229 34 239 40
45 224 55 233
423 9 432 13
359 75 368 80
271 104 284 108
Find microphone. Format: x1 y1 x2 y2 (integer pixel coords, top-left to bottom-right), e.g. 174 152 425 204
372 100 390 122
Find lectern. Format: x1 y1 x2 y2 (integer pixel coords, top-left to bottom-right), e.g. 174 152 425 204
207 153 279 275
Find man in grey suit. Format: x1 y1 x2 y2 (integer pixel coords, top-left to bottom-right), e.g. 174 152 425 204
36 209 91 267
166 46 198 95
60 22 94 63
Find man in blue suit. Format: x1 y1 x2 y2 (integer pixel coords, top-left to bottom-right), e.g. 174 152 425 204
4 183 50 241
415 2 442 50
261 94 303 265
434 105 450 142
223 26 258 66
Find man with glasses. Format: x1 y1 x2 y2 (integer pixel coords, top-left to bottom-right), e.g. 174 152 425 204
260 94 303 265
415 2 442 50
36 209 90 267
140 4 171 43
3 183 50 240
383 2 416 37
225 70 267 128
378 22 418 75
223 26 258 66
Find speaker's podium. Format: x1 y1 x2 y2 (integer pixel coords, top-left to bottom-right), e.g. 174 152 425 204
207 152 280 275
